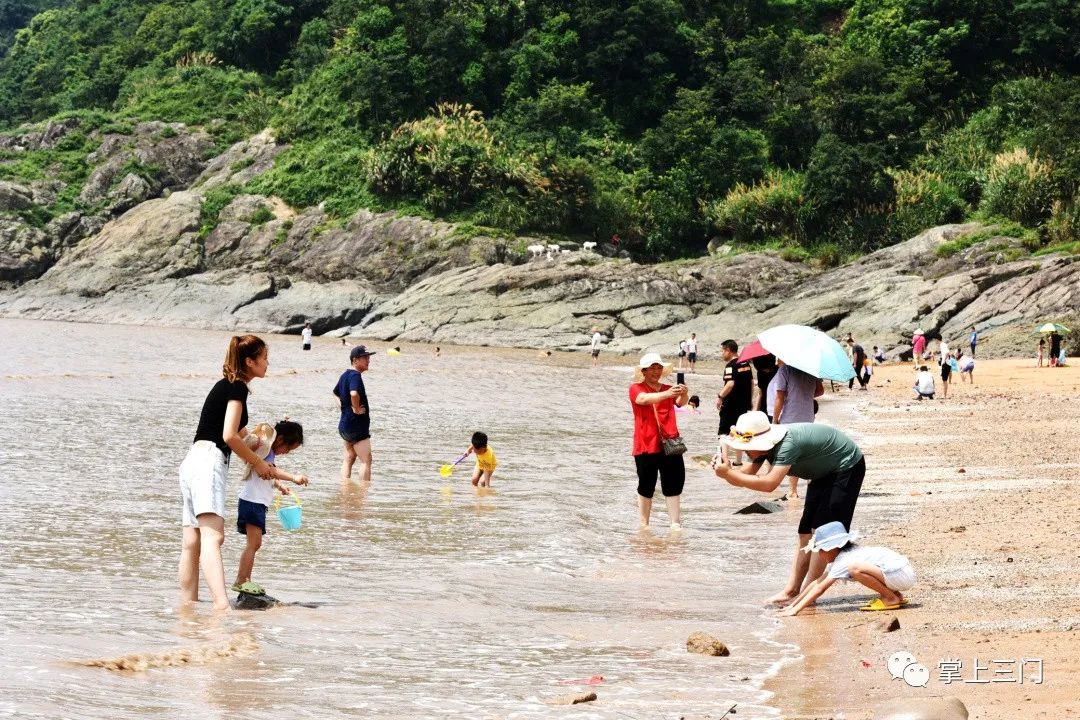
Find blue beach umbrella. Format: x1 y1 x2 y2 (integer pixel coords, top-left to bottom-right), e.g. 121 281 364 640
758 324 856 382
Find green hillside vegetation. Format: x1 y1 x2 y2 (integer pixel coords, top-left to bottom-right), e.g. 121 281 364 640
1 0 1078 260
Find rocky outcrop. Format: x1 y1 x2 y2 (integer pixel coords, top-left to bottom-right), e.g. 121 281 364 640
78 121 213 213
193 128 285 191
0 181 34 211
3 127 1080 349
358 251 807 348
0 117 81 151
0 118 217 286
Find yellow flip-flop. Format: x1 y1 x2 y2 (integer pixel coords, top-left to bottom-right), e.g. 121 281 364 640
859 598 909 611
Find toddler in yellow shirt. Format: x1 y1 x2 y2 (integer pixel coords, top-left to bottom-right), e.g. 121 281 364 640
465 431 497 487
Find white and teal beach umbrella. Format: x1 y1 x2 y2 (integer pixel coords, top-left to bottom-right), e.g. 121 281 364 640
1034 322 1070 334
758 324 856 382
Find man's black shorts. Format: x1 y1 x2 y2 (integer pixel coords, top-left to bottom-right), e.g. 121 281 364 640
798 457 865 535
339 428 371 444
634 452 685 498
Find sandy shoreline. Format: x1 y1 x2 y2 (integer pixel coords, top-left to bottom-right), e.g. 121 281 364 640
763 359 1080 719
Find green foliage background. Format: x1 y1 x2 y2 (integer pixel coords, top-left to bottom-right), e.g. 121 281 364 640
1 0 1078 259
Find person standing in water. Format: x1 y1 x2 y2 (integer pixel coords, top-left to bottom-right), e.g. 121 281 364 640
629 353 689 530
335 345 376 483
590 327 604 368
301 322 312 351
178 334 271 610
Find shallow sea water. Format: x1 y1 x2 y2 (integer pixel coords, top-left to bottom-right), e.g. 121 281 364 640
0 318 799 719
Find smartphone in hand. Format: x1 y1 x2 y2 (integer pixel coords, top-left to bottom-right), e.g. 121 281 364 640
676 372 685 385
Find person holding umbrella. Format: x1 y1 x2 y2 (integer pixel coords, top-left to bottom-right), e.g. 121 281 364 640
713 411 865 606
1050 331 1063 367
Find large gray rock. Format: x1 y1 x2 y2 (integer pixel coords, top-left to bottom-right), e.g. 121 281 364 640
106 173 152 214
193 129 286 190
0 218 50 284
357 252 806 349
29 191 203 297
874 696 968 720
0 181 33 211
0 117 81 151
276 207 461 288
78 122 213 207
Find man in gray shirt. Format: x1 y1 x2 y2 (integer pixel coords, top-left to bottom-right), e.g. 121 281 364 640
713 413 865 607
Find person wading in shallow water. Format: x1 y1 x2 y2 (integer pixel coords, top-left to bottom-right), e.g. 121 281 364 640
335 345 376 484
178 334 272 611
629 353 688 530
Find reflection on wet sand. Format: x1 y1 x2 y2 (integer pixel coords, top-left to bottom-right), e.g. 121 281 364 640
339 479 370 520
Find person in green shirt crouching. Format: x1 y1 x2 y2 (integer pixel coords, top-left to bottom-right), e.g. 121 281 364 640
712 411 865 607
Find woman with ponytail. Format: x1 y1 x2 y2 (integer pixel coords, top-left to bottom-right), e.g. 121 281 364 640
178 335 271 610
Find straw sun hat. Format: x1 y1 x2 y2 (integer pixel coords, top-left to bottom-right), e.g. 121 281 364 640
633 352 674 382
244 422 276 460
721 411 788 451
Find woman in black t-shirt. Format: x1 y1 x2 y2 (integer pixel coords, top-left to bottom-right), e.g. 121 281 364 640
178 334 271 610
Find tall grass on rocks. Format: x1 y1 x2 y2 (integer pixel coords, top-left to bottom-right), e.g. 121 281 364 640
365 103 563 231
979 148 1056 226
707 170 807 246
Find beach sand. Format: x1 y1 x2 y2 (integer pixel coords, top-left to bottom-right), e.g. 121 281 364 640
765 358 1080 719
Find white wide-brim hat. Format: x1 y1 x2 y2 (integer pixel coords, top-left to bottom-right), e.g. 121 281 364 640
721 410 788 451
802 521 859 553
633 352 674 382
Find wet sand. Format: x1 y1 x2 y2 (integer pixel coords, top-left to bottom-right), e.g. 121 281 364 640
765 358 1080 718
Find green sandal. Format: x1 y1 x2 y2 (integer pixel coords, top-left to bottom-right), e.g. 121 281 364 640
232 581 266 595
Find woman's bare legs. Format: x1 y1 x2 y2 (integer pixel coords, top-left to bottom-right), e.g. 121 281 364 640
197 513 230 611
665 494 682 528
179 526 201 603
637 495 652 527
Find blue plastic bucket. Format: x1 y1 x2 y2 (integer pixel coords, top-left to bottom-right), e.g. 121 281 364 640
276 493 303 531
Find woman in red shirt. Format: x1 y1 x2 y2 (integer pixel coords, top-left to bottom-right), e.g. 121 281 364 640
629 353 689 529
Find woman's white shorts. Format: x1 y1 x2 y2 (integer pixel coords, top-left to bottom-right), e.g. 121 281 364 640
179 441 228 526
